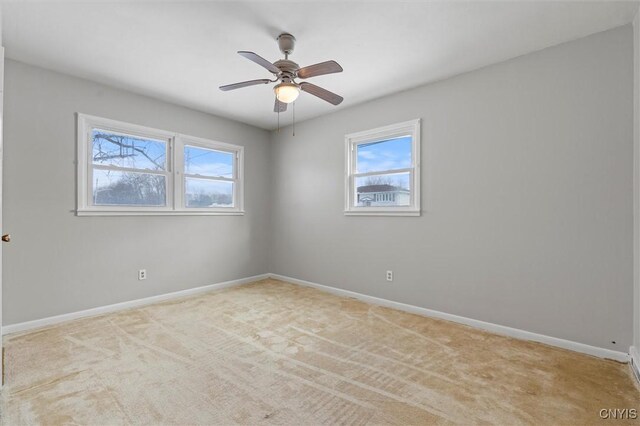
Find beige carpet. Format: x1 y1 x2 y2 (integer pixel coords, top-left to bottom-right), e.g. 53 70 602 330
0 278 638 425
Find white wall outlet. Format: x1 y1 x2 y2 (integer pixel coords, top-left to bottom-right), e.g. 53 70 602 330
386 270 393 281
138 269 147 280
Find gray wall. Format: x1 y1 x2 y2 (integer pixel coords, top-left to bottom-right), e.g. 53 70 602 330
269 25 633 350
2 26 634 351
3 59 271 325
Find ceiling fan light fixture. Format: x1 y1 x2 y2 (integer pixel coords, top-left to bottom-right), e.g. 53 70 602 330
274 82 300 103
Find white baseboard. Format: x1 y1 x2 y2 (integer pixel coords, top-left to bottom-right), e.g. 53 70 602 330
269 273 630 363
630 346 640 383
2 272 631 363
2 273 270 336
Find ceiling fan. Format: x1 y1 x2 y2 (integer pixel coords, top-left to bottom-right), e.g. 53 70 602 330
219 33 344 113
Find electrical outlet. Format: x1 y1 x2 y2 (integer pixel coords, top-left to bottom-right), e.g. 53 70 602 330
138 269 147 280
386 270 393 282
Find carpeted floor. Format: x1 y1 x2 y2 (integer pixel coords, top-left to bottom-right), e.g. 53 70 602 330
0 278 638 425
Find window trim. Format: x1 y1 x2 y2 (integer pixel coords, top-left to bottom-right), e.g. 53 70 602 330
77 113 245 216
174 134 244 212
344 119 421 216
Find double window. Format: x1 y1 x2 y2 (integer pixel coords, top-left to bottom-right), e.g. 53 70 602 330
77 114 244 215
345 119 420 216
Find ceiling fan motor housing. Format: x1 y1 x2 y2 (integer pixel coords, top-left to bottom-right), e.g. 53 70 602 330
277 33 296 56
273 59 299 81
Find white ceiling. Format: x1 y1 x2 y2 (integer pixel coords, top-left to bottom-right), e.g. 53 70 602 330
2 1 638 130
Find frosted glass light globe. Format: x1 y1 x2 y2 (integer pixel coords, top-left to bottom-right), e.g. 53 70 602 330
274 82 300 103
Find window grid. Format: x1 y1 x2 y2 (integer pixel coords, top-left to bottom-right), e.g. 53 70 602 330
77 114 244 216
344 119 421 216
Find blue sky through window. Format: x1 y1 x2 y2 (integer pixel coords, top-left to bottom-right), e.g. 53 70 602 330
184 145 234 178
356 136 412 174
183 145 235 207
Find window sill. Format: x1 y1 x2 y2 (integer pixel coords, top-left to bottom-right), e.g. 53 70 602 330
76 210 245 217
344 210 421 217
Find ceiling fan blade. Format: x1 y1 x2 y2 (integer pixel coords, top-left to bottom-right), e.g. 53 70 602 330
298 60 343 79
300 82 344 105
274 99 288 113
238 51 281 74
219 79 271 91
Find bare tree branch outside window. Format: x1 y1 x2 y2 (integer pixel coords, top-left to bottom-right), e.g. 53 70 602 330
92 132 167 206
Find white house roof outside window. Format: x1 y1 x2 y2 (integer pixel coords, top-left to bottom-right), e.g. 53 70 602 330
356 184 410 207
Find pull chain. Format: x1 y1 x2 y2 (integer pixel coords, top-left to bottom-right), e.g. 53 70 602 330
277 96 280 132
293 101 296 137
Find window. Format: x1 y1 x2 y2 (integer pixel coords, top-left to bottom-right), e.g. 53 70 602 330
91 129 169 207
77 114 244 215
176 137 240 211
344 119 420 216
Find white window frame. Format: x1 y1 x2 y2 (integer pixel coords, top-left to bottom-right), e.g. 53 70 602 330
344 119 421 216
174 135 243 213
77 113 244 216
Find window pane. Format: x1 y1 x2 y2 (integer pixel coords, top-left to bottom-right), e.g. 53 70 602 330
92 129 167 171
185 177 233 208
184 145 234 178
356 136 412 173
354 173 411 207
93 169 166 206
